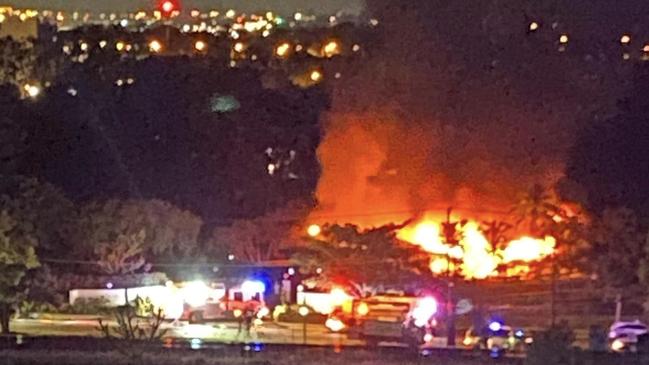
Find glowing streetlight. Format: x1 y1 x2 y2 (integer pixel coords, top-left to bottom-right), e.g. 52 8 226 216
529 22 539 31
149 40 162 53
307 224 321 237
115 41 125 51
233 42 245 52
194 40 207 51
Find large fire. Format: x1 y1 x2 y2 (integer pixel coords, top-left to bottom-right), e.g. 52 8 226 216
397 217 556 279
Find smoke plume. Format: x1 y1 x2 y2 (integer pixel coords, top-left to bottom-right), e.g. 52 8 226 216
311 0 626 226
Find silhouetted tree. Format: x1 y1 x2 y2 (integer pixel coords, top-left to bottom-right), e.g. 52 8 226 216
293 223 430 295
0 211 39 334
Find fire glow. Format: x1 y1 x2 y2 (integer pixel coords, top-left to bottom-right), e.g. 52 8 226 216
397 218 556 279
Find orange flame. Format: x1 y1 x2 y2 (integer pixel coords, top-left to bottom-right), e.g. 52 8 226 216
398 218 555 279
501 236 556 263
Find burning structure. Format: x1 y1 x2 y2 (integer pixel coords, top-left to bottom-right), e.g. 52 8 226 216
304 1 611 280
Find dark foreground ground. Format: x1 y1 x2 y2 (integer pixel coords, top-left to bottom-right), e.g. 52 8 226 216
1 347 517 365
3 336 649 365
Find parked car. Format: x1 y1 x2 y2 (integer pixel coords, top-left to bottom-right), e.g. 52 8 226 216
609 320 649 352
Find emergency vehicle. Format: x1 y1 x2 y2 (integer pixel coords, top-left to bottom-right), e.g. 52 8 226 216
180 280 267 323
327 293 438 347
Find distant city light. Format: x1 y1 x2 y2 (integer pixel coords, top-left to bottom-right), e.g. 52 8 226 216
329 16 336 23
288 267 296 276
529 22 539 31
99 40 107 48
643 44 649 53
105 282 113 289
149 40 162 53
294 12 303 21
352 44 361 52
307 224 321 237
194 40 207 51
190 9 200 18
225 9 236 18
228 253 235 261
115 41 125 51
275 42 291 57
79 42 88 51
233 42 245 52
310 70 323 82
559 34 569 44
322 40 340 57
295 44 303 52
369 18 379 26
119 19 128 27
262 30 270 37
620 34 631 45
24 84 40 98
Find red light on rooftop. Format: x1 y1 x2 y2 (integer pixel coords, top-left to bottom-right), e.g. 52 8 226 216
159 0 180 15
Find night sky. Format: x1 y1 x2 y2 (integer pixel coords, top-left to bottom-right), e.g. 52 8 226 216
6 0 364 15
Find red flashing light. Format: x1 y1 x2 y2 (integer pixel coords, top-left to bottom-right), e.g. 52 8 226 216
159 0 179 15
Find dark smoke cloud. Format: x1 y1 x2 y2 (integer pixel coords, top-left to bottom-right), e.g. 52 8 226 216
313 0 638 225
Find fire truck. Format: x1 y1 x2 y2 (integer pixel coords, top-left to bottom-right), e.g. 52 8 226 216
327 293 438 347
180 280 267 323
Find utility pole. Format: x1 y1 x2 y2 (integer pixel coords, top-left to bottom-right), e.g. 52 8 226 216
615 293 622 322
442 207 458 347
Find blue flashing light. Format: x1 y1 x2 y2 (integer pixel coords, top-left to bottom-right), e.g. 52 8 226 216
489 348 502 358
489 321 502 332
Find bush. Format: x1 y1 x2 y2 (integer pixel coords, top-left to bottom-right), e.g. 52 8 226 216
526 323 576 365
17 301 57 319
62 297 112 315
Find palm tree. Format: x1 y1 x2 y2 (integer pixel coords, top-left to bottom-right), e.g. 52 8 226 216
510 184 559 237
481 220 513 251
510 184 562 326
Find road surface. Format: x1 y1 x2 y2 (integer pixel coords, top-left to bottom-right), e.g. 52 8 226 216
10 318 367 347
